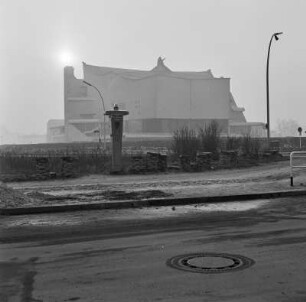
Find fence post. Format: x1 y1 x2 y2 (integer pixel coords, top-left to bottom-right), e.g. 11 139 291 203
290 151 306 187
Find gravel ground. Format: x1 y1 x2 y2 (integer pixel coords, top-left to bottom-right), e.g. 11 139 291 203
0 183 35 208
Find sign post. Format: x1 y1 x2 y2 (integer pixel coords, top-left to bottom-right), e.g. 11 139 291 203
298 127 303 149
105 104 129 173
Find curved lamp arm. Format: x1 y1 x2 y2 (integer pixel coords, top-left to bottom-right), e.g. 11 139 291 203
83 80 106 113
266 32 283 142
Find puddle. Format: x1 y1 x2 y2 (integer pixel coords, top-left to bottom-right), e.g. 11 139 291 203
41 189 173 201
3 216 83 227
112 199 272 220
184 199 270 212
41 190 98 196
2 199 271 227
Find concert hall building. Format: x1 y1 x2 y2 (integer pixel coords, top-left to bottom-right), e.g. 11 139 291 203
47 58 264 142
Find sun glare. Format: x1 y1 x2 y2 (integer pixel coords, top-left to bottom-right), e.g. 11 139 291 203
59 51 74 65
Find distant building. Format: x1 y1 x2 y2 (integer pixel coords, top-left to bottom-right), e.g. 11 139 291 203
47 119 65 143
48 58 265 142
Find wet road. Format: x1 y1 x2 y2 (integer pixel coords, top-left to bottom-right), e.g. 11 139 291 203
1 197 306 301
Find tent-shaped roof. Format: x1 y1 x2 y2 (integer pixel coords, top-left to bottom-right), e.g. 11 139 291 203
83 58 218 81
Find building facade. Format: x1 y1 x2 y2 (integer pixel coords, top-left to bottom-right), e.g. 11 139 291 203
48 58 265 142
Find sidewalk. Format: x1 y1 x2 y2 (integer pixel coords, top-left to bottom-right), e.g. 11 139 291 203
1 161 306 215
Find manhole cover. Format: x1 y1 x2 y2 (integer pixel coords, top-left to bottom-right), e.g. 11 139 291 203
167 253 255 274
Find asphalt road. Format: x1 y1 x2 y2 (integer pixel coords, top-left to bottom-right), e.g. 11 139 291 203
1 197 306 302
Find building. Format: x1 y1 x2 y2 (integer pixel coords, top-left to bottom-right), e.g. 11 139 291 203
48 58 265 142
46 119 65 143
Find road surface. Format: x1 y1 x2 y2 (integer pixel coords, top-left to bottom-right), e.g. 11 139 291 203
1 197 306 301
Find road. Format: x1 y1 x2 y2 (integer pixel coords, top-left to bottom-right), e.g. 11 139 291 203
1 197 306 302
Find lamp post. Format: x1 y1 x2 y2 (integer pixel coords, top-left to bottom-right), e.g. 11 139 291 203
83 80 106 150
266 32 283 146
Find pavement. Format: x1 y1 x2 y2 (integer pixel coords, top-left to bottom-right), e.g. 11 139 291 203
1 160 306 215
2 160 306 301
2 195 306 301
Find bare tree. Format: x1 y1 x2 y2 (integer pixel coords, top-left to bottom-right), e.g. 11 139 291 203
275 119 300 137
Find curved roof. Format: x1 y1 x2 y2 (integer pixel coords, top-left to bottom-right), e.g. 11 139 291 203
83 59 219 81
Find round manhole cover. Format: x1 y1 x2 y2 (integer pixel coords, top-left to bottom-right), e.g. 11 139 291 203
167 253 255 274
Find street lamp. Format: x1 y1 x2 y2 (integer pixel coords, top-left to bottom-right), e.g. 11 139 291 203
266 32 283 146
83 80 107 150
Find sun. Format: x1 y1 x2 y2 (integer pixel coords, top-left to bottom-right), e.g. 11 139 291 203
59 51 74 65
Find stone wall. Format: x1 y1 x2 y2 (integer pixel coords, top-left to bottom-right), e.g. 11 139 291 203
33 156 78 180
130 152 167 173
35 157 50 180
219 151 238 168
60 156 78 178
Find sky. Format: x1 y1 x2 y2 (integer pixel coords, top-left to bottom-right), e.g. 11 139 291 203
1 0 306 137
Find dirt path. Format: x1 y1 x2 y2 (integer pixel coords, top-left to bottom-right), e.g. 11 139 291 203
7 161 295 189
2 161 306 208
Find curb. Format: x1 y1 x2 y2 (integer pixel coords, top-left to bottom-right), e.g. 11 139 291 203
2 189 306 216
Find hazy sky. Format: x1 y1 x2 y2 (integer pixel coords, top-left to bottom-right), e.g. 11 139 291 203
1 0 306 135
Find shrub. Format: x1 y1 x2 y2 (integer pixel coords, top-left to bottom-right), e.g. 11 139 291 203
225 136 242 151
198 120 221 158
241 135 261 158
172 127 199 158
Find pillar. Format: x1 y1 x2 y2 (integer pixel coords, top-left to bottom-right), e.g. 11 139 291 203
105 104 129 172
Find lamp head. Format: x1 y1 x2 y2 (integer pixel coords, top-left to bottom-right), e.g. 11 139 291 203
274 32 283 41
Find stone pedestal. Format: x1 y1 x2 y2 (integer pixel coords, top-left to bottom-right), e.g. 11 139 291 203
61 156 77 178
179 155 191 171
35 157 49 180
220 150 238 167
105 105 129 172
196 152 212 170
